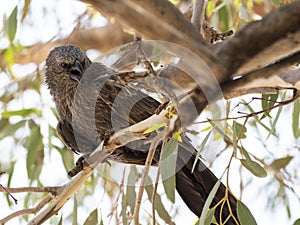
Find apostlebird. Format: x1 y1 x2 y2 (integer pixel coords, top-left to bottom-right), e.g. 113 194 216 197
45 45 238 224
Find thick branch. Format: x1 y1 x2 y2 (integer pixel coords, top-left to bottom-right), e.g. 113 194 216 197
191 0 207 31
216 1 300 75
127 0 204 43
222 50 300 98
0 23 133 66
28 107 171 224
81 0 228 83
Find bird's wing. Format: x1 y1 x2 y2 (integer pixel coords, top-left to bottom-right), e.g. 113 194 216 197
57 119 99 154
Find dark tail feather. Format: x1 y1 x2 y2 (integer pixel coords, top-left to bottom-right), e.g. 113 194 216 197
175 146 238 225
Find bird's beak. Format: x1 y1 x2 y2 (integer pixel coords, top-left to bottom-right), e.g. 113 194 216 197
70 60 84 83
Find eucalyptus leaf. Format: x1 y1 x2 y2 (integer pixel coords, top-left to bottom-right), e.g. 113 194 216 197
0 119 26 139
292 99 300 139
233 121 247 139
122 193 127 225
198 179 221 225
160 138 178 203
145 178 173 224
21 0 31 22
193 130 212 172
83 208 98 225
240 159 267 178
237 200 257 225
25 125 44 181
261 93 278 119
203 208 215 225
293 218 300 225
57 215 63 225
7 6 18 43
143 122 166 134
269 156 293 171
126 166 137 213
2 108 40 118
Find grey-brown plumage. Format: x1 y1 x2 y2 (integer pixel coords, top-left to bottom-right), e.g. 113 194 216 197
45 45 238 224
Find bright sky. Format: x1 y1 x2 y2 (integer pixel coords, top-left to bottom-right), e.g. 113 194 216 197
0 1 299 225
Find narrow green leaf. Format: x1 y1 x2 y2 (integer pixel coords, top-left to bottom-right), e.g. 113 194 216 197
193 130 212 172
293 218 300 225
269 93 279 107
25 125 44 181
232 121 237 155
143 122 166 134
83 208 98 225
261 94 269 111
57 215 63 225
121 192 127 225
160 138 178 203
261 93 278 119
203 208 215 225
126 166 137 213
237 200 257 225
145 177 173 224
269 156 293 171
7 6 18 43
198 179 221 225
241 147 251 161
172 129 182 142
267 103 282 139
0 118 10 128
5 161 16 206
243 100 275 136
209 120 231 141
218 6 228 31
2 108 40 118
240 159 267 178
200 125 212 132
233 121 247 139
206 1 215 17
292 99 300 139
0 119 26 139
21 0 31 22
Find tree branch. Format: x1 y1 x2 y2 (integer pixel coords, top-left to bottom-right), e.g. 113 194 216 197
80 0 227 83
222 50 300 98
0 186 63 194
216 1 300 75
133 134 163 225
0 23 133 67
191 0 207 31
0 195 53 225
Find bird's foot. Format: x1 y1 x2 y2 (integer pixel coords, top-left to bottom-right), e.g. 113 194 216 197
68 155 87 177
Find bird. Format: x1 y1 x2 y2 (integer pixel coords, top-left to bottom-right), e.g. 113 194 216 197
45 45 239 224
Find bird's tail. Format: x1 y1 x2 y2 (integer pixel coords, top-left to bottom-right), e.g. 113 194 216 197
175 145 239 225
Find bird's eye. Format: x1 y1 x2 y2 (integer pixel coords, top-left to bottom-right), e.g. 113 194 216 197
61 63 68 68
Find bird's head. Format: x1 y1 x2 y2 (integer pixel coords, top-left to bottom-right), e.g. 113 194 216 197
45 45 92 95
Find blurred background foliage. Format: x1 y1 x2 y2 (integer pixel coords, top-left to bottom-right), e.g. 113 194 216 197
0 0 299 224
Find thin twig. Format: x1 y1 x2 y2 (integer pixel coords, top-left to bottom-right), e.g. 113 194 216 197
194 88 299 124
0 194 53 225
0 184 18 205
133 134 163 225
0 186 63 194
152 166 160 225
